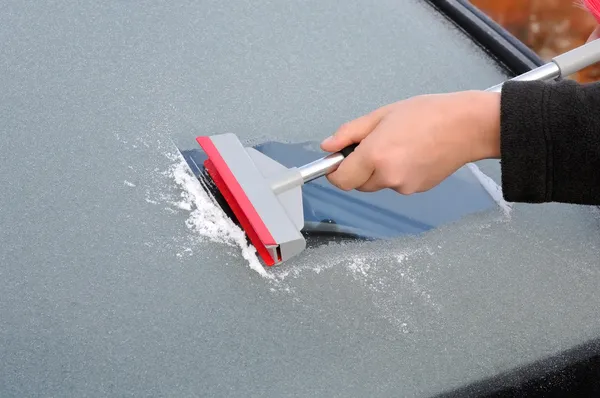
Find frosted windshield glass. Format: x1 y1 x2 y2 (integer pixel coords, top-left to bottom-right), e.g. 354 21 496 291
2 0 600 396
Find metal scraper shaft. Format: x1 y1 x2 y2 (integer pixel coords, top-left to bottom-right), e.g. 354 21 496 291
298 152 345 183
487 37 600 92
297 143 358 183
269 144 356 195
486 62 560 92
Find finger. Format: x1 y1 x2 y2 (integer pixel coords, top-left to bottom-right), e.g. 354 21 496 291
356 170 387 192
326 146 375 191
320 104 393 152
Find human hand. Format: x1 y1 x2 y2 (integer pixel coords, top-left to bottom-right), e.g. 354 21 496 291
320 90 501 194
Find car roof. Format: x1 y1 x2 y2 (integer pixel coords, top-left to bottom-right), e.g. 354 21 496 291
2 0 599 396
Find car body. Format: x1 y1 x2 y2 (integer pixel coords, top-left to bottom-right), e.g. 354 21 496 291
1 0 600 396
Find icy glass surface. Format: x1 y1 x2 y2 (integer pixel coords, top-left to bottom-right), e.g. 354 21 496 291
1 0 599 397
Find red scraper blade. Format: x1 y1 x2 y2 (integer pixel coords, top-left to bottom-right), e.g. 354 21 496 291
196 136 279 266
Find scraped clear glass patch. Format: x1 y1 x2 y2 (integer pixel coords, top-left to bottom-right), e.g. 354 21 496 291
178 140 499 241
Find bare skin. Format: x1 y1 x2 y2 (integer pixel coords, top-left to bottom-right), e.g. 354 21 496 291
320 90 501 194
320 27 599 195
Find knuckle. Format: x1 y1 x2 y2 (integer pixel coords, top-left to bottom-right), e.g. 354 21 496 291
397 182 416 195
352 143 377 167
396 186 409 195
382 170 401 189
337 179 354 191
388 173 408 192
327 173 352 191
358 180 380 192
370 151 386 169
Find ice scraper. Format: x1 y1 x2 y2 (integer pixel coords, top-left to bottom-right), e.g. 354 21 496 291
197 133 358 266
195 39 600 266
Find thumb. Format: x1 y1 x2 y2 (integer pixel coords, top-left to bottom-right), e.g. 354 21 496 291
320 105 392 152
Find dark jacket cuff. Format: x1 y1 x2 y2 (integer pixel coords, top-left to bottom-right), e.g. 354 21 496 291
499 80 550 203
499 78 600 205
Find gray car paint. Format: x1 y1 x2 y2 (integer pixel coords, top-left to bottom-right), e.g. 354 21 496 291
1 0 600 397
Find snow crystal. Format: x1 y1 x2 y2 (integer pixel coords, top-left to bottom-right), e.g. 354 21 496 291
169 156 275 280
466 163 512 217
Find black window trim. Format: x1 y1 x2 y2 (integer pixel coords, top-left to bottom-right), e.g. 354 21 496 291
427 0 545 76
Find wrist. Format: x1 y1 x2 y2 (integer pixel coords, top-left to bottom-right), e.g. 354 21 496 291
465 90 501 161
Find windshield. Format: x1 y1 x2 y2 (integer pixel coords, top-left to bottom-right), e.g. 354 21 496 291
1 0 599 396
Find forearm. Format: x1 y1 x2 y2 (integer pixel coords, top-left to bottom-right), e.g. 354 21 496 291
499 79 600 205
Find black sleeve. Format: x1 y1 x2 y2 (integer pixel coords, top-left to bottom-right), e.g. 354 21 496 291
499 78 600 205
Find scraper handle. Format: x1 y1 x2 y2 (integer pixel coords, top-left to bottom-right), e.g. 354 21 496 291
297 143 360 183
552 37 600 77
486 38 600 92
340 143 358 158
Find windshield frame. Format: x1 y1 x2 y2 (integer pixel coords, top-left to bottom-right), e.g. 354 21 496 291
428 0 545 75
